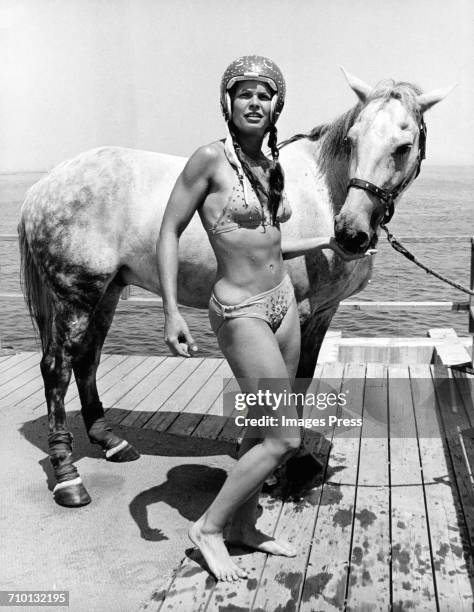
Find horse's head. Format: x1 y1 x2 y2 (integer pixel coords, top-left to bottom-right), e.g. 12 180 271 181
334 69 455 254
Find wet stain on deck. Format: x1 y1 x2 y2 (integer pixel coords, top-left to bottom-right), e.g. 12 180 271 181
333 508 353 528
392 544 411 574
355 508 377 528
273 571 303 611
246 578 258 591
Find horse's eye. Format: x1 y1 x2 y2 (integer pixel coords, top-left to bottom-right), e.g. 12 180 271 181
394 144 412 156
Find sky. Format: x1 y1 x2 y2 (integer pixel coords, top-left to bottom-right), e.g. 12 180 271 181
1 0 473 171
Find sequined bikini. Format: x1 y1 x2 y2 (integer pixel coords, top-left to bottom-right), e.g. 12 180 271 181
207 135 291 235
209 274 295 334
207 136 295 334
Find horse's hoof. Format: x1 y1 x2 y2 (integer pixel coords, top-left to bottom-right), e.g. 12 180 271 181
105 440 140 462
53 478 91 507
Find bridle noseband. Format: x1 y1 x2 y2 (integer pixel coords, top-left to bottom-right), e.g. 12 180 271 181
346 118 426 225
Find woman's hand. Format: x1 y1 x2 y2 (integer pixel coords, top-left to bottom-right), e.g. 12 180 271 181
328 237 377 262
164 312 198 357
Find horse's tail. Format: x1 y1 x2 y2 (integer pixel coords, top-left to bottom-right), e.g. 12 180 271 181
18 218 54 354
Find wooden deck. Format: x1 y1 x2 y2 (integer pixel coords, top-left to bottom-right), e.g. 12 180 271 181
1 352 474 611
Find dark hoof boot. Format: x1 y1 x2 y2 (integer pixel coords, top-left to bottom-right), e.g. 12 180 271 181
105 440 140 462
53 478 91 507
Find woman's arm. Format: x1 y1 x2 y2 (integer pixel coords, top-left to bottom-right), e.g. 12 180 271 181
281 236 376 261
157 145 217 356
281 236 332 260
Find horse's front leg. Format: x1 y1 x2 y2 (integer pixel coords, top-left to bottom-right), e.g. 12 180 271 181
74 281 140 462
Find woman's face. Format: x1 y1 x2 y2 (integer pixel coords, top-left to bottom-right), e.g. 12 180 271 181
231 80 273 136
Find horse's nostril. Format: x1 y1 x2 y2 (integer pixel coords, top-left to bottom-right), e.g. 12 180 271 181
355 231 369 250
335 227 370 253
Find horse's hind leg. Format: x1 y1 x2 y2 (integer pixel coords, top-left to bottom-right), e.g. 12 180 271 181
73 280 140 462
290 305 339 479
42 303 97 507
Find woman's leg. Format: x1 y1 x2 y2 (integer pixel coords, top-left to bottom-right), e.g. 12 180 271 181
228 300 301 546
189 315 301 580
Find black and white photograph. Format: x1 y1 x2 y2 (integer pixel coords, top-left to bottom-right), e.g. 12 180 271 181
1 1 473 610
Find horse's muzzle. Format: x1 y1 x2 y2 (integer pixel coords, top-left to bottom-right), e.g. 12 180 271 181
334 220 371 254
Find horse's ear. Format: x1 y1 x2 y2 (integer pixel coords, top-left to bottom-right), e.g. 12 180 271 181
340 66 372 102
416 84 458 112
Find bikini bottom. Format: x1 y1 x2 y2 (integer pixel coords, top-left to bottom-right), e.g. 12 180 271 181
208 274 295 334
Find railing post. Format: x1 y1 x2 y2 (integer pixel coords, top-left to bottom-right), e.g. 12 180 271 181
121 286 131 300
470 237 474 364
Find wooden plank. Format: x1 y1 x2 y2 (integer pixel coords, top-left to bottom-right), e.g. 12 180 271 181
389 365 436 610
123 358 203 429
147 359 221 433
0 352 36 375
431 365 474 549
297 362 364 612
0 358 42 402
179 358 226 415
410 364 474 611
8 376 45 408
318 331 342 363
101 355 165 408
346 363 390 611
339 301 469 312
0 353 17 365
0 352 39 381
191 362 234 440
216 401 246 446
66 354 141 412
429 328 472 368
452 368 474 426
112 357 183 427
164 413 204 437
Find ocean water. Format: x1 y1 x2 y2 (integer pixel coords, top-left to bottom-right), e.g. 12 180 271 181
0 166 472 356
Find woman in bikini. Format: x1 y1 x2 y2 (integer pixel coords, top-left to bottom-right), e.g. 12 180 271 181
158 55 372 581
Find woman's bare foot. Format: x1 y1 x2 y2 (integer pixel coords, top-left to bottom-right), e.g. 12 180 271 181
228 523 297 557
189 516 248 581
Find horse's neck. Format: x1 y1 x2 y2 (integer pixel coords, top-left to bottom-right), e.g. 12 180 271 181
309 138 350 214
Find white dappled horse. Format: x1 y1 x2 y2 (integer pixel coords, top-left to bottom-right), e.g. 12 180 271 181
18 71 452 505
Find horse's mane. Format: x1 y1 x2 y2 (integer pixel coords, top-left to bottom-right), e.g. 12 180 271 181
280 80 424 168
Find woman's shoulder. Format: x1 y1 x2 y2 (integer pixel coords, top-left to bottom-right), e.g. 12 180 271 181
180 141 225 185
189 140 225 166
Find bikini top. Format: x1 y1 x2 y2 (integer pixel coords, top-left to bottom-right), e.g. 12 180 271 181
206 136 292 236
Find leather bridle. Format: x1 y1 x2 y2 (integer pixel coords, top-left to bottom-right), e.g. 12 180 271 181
346 117 427 226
